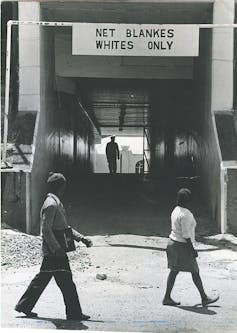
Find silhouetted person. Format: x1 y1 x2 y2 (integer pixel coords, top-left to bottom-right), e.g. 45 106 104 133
106 136 120 174
15 172 93 320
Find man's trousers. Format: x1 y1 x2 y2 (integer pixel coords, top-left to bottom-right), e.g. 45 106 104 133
108 157 117 174
15 256 82 319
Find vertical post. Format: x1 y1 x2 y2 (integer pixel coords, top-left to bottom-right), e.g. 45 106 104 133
143 127 145 174
25 172 31 234
212 0 234 111
220 166 227 234
2 21 12 163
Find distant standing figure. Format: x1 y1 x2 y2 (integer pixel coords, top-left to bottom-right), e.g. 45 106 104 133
163 188 219 307
106 136 120 174
15 172 93 320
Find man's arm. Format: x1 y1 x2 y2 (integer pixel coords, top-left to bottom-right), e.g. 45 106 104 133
72 228 93 247
116 143 120 159
105 144 109 159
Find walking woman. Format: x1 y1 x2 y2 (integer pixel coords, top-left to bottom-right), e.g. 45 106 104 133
15 172 93 320
163 188 219 306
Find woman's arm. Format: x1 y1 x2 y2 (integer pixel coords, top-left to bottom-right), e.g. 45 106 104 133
185 238 198 257
180 214 198 258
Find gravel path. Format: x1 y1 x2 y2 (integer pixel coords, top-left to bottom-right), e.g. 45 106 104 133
1 229 91 271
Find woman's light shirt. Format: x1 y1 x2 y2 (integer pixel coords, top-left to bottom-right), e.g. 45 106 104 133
169 206 196 243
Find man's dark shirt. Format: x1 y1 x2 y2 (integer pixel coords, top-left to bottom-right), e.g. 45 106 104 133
106 141 119 160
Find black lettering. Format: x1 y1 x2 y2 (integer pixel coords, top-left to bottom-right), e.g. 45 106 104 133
167 41 173 50
96 28 102 37
121 41 126 49
154 41 160 49
103 28 108 37
147 41 153 49
127 41 134 49
153 29 159 38
126 29 132 37
132 29 138 37
103 40 111 48
160 29 166 38
96 40 103 48
113 40 119 49
168 29 174 38
161 41 166 50
139 29 145 38
109 28 115 37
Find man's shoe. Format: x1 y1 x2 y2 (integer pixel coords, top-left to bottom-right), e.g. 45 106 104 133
162 298 180 306
202 296 219 307
67 313 90 321
15 306 38 318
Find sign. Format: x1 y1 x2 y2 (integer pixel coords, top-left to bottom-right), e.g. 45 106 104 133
72 23 199 57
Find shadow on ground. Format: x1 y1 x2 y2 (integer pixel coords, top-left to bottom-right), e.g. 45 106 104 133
177 305 220 315
65 174 215 238
196 236 237 252
16 316 89 330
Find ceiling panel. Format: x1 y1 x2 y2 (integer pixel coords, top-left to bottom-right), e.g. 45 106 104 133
42 2 213 24
78 84 150 131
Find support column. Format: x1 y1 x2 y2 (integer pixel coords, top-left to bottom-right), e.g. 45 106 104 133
211 0 234 111
18 2 40 112
18 2 41 234
212 0 235 233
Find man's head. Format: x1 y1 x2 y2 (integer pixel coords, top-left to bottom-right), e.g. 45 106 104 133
47 172 66 197
110 135 115 142
176 188 191 208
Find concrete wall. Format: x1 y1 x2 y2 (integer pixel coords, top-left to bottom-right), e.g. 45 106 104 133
57 92 95 179
193 29 221 225
17 3 95 234
29 16 60 234
234 9 237 112
211 0 235 231
150 80 197 179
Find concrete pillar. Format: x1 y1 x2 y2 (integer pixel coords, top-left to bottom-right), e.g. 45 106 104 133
18 2 41 112
212 0 234 111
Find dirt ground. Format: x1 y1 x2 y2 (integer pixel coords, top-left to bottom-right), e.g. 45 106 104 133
1 231 237 333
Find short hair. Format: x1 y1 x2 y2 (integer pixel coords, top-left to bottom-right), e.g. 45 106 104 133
47 172 66 193
176 188 191 207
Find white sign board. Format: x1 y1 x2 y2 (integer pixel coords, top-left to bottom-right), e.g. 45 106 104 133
72 23 199 57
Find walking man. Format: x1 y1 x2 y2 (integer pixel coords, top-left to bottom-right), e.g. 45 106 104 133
15 172 93 320
106 136 120 174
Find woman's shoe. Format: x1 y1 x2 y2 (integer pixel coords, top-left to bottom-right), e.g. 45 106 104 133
202 296 219 307
162 298 181 306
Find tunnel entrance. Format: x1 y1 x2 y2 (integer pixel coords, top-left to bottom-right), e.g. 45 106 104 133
51 24 214 236
56 78 200 183
55 75 214 237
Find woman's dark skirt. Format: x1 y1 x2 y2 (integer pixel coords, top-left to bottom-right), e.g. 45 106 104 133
166 238 199 273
